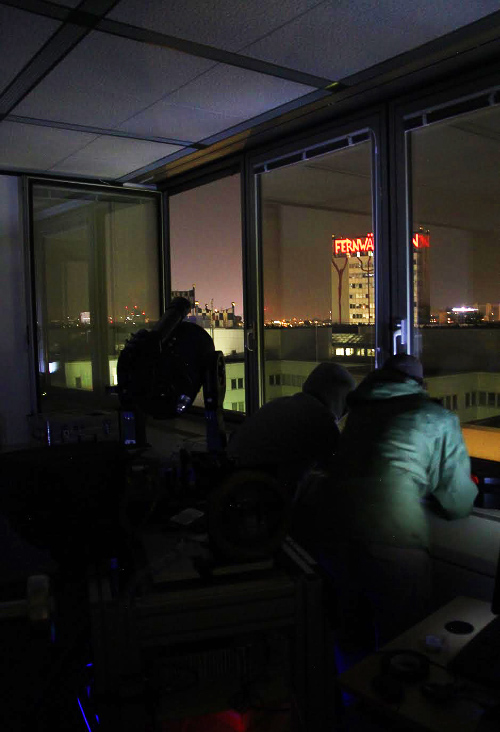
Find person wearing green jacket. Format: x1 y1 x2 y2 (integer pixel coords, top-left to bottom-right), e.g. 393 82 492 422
315 354 478 660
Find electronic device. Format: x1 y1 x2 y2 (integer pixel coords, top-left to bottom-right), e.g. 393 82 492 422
115 296 226 452
470 457 500 509
379 650 429 682
448 543 500 688
115 296 292 561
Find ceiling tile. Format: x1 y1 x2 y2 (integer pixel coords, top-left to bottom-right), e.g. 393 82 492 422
117 100 245 141
242 0 500 80
164 64 315 120
0 6 61 94
0 120 96 171
107 0 324 53
13 31 214 128
50 135 182 178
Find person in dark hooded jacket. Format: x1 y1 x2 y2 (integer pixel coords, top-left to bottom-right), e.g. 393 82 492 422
227 362 356 491
315 354 477 660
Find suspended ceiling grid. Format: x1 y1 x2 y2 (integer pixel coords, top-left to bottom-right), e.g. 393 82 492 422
1 0 500 183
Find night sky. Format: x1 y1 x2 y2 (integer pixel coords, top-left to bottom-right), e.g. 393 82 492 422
169 174 244 316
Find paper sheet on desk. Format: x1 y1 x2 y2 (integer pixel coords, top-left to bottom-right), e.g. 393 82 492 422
142 532 209 582
169 508 205 526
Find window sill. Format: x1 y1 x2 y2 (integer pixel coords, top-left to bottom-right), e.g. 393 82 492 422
472 507 500 523
428 510 500 578
462 424 500 461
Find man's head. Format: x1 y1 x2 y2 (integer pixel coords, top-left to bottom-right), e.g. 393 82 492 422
381 354 424 385
302 362 356 420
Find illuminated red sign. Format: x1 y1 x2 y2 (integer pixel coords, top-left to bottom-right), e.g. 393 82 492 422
333 233 374 256
412 232 430 248
332 231 430 256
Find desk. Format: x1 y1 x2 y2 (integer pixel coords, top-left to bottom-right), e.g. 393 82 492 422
339 596 498 732
88 537 334 731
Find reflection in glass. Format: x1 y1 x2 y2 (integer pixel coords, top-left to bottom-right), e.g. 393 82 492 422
410 105 500 427
32 185 160 407
259 139 374 401
169 174 245 413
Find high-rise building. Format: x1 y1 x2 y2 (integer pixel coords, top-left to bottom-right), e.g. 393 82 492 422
331 231 430 324
475 303 500 322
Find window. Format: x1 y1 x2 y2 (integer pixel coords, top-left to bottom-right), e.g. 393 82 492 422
409 102 500 430
169 173 245 413
258 134 375 402
32 183 160 408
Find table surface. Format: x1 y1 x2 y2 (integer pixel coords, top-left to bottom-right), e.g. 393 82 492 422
339 596 498 732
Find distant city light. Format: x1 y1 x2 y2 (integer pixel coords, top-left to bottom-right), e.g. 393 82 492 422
452 307 477 312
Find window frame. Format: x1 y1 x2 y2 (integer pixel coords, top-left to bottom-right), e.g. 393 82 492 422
392 63 500 480
160 157 248 418
246 108 392 410
27 177 163 412
392 62 500 360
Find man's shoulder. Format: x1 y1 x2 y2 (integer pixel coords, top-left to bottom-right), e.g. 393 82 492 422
398 395 460 436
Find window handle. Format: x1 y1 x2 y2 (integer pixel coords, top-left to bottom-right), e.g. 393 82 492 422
246 327 256 352
392 318 408 354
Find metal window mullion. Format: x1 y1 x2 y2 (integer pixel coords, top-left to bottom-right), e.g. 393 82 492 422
37 232 50 398
23 177 41 414
89 203 110 396
242 158 263 413
389 100 416 359
370 119 391 368
161 191 171 311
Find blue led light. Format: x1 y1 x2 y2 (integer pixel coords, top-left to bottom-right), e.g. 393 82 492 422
77 698 92 732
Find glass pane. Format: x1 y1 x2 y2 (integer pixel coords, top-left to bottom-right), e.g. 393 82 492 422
1 175 32 446
259 138 374 401
169 174 245 412
410 105 500 429
32 185 160 407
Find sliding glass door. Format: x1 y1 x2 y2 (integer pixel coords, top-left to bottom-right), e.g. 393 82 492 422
405 95 500 428
251 121 385 404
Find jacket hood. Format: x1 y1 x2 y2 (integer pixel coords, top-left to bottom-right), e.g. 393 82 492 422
348 369 426 404
302 362 356 420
